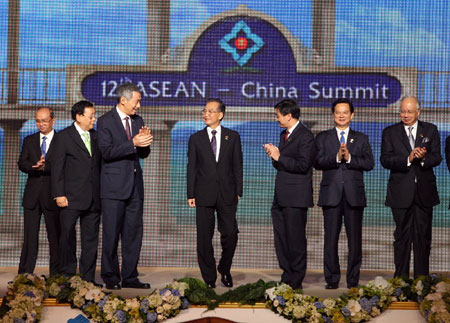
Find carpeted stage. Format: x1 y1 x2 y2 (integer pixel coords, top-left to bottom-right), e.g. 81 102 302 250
0 267 431 322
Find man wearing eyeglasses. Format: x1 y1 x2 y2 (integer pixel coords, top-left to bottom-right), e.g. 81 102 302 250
18 107 60 276
187 98 243 288
51 100 102 286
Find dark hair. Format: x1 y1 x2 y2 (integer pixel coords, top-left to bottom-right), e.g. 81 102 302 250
206 98 226 114
71 100 94 121
274 99 300 119
331 98 354 114
37 107 55 119
116 83 141 103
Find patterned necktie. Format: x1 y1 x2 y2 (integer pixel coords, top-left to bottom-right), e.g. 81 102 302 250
41 136 47 157
340 131 345 144
211 130 217 157
82 132 92 156
284 130 290 142
125 117 132 140
408 126 415 150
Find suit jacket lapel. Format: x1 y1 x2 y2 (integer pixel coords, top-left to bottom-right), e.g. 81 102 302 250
46 130 57 158
112 108 129 141
280 123 302 151
69 124 91 156
415 121 424 148
398 123 412 152
201 128 216 162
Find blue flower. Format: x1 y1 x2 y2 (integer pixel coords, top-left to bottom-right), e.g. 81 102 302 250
147 312 157 322
24 291 35 298
275 296 286 306
140 298 149 313
13 319 25 323
159 288 170 295
322 315 333 323
171 289 181 297
342 307 351 317
114 310 127 323
396 288 402 297
359 298 372 313
314 301 325 309
417 296 423 303
98 296 109 310
369 295 379 307
181 297 189 309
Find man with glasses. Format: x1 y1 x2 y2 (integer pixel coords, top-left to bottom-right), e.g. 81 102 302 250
52 100 102 286
187 98 243 288
18 107 60 276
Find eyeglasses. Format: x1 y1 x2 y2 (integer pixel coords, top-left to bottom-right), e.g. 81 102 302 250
202 109 220 115
83 114 97 120
35 118 53 124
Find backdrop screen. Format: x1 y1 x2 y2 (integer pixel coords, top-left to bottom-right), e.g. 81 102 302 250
0 0 449 273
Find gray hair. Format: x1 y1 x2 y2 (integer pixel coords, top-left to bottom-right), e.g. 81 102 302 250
400 95 421 110
116 83 141 103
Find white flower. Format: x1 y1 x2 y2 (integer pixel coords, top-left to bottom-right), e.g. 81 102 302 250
347 299 361 316
323 298 336 309
292 305 306 318
425 292 442 301
434 281 450 293
416 280 423 295
265 287 276 300
373 276 389 289
84 288 102 301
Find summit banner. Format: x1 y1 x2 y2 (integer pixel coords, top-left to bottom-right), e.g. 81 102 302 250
80 16 402 107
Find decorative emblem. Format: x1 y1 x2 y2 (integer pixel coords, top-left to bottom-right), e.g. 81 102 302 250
219 21 264 67
225 136 229 141
350 138 354 143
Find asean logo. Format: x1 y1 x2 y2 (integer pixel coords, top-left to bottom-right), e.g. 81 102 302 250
219 21 264 72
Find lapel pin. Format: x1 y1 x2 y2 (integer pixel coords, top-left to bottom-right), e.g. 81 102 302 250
350 138 354 143
225 136 229 140
420 133 423 138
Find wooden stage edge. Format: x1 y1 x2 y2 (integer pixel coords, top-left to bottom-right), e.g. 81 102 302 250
0 299 420 310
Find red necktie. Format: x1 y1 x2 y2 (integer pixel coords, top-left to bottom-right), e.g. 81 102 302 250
284 130 290 142
125 117 132 140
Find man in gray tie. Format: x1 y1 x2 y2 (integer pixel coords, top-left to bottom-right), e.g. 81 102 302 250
314 98 374 289
187 98 243 288
381 96 441 278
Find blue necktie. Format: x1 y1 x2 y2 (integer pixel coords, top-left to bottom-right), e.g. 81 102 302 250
41 136 47 157
340 131 345 144
211 130 217 157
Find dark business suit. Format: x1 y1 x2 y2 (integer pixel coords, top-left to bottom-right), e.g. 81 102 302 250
97 108 150 286
271 122 315 289
314 128 374 286
51 124 101 282
187 126 243 284
18 131 60 275
445 135 450 208
380 121 441 277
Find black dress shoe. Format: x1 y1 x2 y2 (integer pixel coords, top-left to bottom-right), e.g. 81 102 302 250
105 283 121 290
220 272 233 288
88 281 103 288
325 283 339 289
205 282 216 288
122 280 151 289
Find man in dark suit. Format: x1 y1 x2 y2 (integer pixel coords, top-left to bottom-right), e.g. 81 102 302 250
187 98 243 288
98 83 152 290
18 107 60 275
51 101 101 284
263 99 315 290
314 98 374 289
381 96 441 278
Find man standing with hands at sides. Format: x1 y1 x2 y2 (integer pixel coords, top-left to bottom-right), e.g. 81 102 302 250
314 98 374 289
52 101 101 285
187 98 243 288
18 107 60 276
381 96 441 278
98 83 152 290
263 99 315 290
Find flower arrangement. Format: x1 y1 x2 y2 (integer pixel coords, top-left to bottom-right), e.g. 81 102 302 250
0 274 449 322
0 274 46 322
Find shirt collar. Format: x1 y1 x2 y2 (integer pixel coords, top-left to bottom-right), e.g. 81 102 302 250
74 122 89 137
335 127 350 136
40 129 54 140
116 106 129 120
287 121 299 134
207 125 221 135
